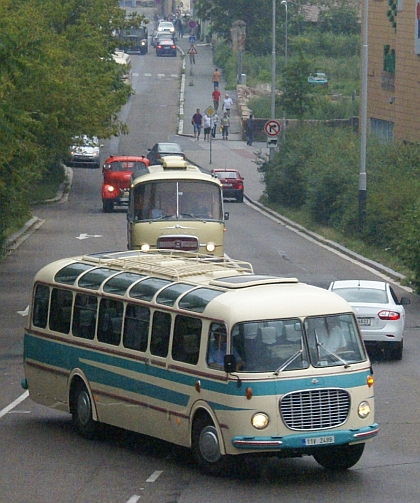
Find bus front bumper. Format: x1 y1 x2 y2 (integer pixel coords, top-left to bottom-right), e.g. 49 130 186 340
231 423 379 450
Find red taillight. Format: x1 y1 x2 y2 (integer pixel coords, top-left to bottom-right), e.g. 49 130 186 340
378 310 400 321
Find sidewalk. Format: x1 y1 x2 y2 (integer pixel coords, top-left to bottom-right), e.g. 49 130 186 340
169 38 267 203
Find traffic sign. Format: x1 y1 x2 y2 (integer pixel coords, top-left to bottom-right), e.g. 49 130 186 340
205 106 216 117
187 44 197 55
266 138 278 148
189 35 196 43
264 119 281 137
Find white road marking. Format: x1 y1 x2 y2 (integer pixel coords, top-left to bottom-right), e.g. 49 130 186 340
146 470 163 482
17 305 29 316
126 496 141 503
0 391 29 419
75 233 103 240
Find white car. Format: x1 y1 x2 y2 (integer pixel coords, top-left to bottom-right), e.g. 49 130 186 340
157 21 175 33
328 280 410 360
68 136 102 169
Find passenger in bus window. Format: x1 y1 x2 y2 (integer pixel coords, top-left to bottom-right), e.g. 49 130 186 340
207 324 227 367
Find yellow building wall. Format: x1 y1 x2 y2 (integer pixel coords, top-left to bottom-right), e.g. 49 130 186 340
367 0 420 142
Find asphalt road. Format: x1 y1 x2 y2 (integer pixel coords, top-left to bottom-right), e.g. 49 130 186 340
1 20 420 503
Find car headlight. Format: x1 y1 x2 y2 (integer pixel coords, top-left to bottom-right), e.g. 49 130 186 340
358 401 371 419
140 243 150 252
107 186 116 193
206 242 216 253
251 413 269 430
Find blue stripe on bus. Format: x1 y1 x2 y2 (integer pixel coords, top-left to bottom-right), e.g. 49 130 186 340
24 333 371 411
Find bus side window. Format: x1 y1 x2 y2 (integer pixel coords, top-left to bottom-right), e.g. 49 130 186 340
123 304 150 351
97 298 124 346
207 323 228 368
32 284 50 328
150 311 171 357
72 294 97 340
49 288 73 334
172 315 201 365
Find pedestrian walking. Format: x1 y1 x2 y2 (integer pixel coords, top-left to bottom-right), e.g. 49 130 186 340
212 113 219 139
246 114 254 146
222 94 233 116
221 112 230 140
203 113 211 141
212 89 221 111
211 68 220 89
191 108 203 140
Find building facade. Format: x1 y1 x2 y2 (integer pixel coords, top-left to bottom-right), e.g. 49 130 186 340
367 0 420 142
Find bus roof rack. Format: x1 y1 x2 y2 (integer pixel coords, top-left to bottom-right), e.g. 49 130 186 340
80 250 254 282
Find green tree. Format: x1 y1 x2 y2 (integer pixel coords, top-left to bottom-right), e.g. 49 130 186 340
280 48 314 120
0 0 145 251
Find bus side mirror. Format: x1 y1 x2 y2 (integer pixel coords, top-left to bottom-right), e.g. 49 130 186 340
224 354 236 373
224 211 230 221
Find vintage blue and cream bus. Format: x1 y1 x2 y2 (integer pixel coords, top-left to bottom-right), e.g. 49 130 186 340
22 250 378 474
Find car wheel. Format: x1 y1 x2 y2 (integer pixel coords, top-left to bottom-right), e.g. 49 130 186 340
192 415 229 475
71 382 99 439
313 443 365 470
103 199 114 213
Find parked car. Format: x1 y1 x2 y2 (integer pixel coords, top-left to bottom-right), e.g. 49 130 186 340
102 155 149 213
328 279 410 360
146 143 185 165
156 38 177 57
68 136 102 169
308 72 328 86
210 169 244 202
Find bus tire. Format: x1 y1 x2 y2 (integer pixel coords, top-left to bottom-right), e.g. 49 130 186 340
72 383 98 440
192 415 228 475
313 443 365 470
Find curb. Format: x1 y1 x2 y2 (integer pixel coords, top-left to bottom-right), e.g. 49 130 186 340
3 166 73 256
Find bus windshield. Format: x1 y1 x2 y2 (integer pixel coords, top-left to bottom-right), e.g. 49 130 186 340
133 180 223 221
231 314 366 372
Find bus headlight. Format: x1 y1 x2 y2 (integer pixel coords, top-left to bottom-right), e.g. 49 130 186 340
140 243 150 252
206 242 216 253
358 401 371 419
251 413 269 430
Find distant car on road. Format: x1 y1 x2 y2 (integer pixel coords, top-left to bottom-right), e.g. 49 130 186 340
101 155 149 213
146 143 185 165
151 30 175 48
157 21 175 34
156 38 177 57
211 169 244 202
328 279 410 360
118 27 148 55
68 136 102 169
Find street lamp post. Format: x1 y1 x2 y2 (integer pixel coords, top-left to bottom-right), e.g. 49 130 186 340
281 0 288 65
270 0 276 161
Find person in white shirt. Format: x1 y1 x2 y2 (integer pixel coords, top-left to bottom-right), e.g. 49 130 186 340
203 114 211 141
222 94 233 116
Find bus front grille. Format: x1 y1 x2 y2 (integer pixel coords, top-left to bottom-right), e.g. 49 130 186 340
157 236 199 252
280 388 350 430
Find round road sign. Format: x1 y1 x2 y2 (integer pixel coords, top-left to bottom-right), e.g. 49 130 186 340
264 119 281 137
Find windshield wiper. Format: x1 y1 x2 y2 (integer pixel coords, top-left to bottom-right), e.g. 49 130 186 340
274 349 304 374
317 342 350 367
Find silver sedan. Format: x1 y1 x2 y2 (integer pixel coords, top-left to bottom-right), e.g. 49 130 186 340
328 279 410 360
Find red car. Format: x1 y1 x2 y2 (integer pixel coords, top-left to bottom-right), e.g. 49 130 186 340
102 155 149 212
210 169 244 203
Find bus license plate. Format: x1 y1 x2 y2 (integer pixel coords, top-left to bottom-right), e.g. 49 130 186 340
357 317 371 326
304 436 335 446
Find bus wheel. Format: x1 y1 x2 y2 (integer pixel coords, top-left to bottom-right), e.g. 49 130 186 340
103 199 114 213
72 383 98 439
192 416 228 475
313 443 365 470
